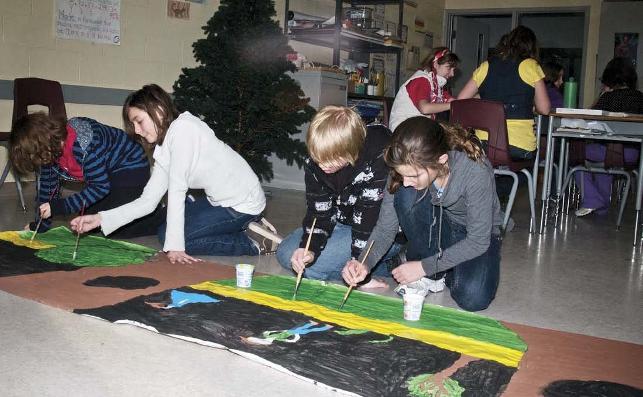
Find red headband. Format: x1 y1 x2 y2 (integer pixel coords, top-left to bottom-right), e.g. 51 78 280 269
434 49 449 62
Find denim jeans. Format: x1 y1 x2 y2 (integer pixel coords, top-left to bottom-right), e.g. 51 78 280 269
276 222 401 281
158 196 260 256
394 186 501 312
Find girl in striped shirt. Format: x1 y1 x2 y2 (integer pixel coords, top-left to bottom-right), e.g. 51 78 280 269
10 112 163 237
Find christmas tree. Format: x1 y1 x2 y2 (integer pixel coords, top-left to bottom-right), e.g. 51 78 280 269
173 0 315 181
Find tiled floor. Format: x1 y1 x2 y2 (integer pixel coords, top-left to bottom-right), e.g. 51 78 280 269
1 182 641 396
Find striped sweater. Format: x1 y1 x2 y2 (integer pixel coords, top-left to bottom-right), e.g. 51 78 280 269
36 117 148 230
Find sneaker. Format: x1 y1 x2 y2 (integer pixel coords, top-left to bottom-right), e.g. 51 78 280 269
245 218 283 255
575 207 595 217
425 276 446 293
394 276 445 296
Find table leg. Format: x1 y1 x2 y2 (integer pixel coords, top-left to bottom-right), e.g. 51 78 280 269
539 116 555 234
634 142 643 245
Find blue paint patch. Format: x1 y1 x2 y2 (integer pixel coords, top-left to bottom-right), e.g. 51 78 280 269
165 290 220 309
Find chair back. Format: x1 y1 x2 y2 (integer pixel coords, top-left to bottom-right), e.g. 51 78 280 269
450 99 520 169
12 78 67 123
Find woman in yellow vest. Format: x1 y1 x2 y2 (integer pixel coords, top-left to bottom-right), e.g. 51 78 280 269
457 25 550 160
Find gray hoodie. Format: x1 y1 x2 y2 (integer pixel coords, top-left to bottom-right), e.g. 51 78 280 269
362 150 503 275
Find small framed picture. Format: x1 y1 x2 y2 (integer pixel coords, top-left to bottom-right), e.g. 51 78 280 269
168 0 190 20
401 25 408 43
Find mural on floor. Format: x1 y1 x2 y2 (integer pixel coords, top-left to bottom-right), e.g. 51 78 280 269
76 275 525 397
0 227 156 277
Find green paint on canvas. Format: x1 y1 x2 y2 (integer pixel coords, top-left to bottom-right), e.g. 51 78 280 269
334 329 369 336
19 226 156 266
369 335 393 344
407 374 464 397
217 275 527 353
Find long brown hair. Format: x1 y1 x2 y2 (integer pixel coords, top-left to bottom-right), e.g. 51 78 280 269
9 112 67 174
122 84 179 146
493 25 539 61
385 117 484 192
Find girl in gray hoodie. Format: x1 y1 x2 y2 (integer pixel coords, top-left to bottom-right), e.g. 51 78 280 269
342 116 504 311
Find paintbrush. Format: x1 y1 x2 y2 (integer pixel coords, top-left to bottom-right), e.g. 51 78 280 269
339 240 374 310
293 217 316 299
30 217 43 242
30 187 58 242
72 201 86 261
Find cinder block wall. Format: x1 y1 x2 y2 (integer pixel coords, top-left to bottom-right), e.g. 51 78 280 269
0 0 219 181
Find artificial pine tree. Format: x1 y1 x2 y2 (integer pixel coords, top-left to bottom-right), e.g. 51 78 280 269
173 0 315 181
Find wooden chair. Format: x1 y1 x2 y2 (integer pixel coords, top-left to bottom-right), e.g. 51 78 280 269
0 78 67 211
450 99 537 232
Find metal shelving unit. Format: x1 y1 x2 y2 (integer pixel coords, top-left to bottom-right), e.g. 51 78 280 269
284 0 404 90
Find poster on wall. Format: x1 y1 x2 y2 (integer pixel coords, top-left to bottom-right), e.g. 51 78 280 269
614 33 638 66
56 0 121 45
168 0 190 20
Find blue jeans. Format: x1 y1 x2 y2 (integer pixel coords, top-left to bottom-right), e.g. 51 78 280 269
394 186 501 312
276 223 401 281
158 196 260 256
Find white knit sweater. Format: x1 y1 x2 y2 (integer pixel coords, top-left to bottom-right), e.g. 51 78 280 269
100 112 265 252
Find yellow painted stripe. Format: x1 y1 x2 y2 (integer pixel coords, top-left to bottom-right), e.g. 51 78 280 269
191 281 523 367
0 231 55 249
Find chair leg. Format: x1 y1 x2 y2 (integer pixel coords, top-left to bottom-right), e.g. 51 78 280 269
14 173 27 212
616 174 630 230
495 171 519 231
521 169 536 233
0 160 10 186
0 162 27 212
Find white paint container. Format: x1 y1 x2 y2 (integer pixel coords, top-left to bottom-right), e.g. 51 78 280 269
403 293 425 321
236 263 255 288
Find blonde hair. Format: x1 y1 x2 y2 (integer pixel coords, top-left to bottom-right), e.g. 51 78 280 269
306 106 366 167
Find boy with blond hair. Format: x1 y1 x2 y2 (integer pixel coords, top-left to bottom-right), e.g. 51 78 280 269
276 106 400 283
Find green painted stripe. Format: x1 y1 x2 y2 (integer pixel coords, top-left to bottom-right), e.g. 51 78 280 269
20 226 157 266
218 275 527 353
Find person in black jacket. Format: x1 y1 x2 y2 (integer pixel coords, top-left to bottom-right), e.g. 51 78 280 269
276 106 400 283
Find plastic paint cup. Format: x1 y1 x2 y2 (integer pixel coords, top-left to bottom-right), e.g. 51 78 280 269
403 293 425 321
236 264 255 288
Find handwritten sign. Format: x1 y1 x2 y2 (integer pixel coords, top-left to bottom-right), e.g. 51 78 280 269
56 0 121 45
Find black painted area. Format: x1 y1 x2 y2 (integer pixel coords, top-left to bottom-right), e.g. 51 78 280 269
542 380 643 397
0 240 78 277
450 359 517 397
76 287 462 396
83 276 160 290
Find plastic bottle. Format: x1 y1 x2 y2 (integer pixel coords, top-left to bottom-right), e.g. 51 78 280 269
563 77 578 108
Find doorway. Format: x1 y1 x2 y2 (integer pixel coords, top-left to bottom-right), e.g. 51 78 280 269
446 9 588 105
448 14 512 94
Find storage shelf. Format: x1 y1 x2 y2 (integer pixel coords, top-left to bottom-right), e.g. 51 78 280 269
343 0 403 5
348 92 394 101
290 27 402 53
285 0 403 94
